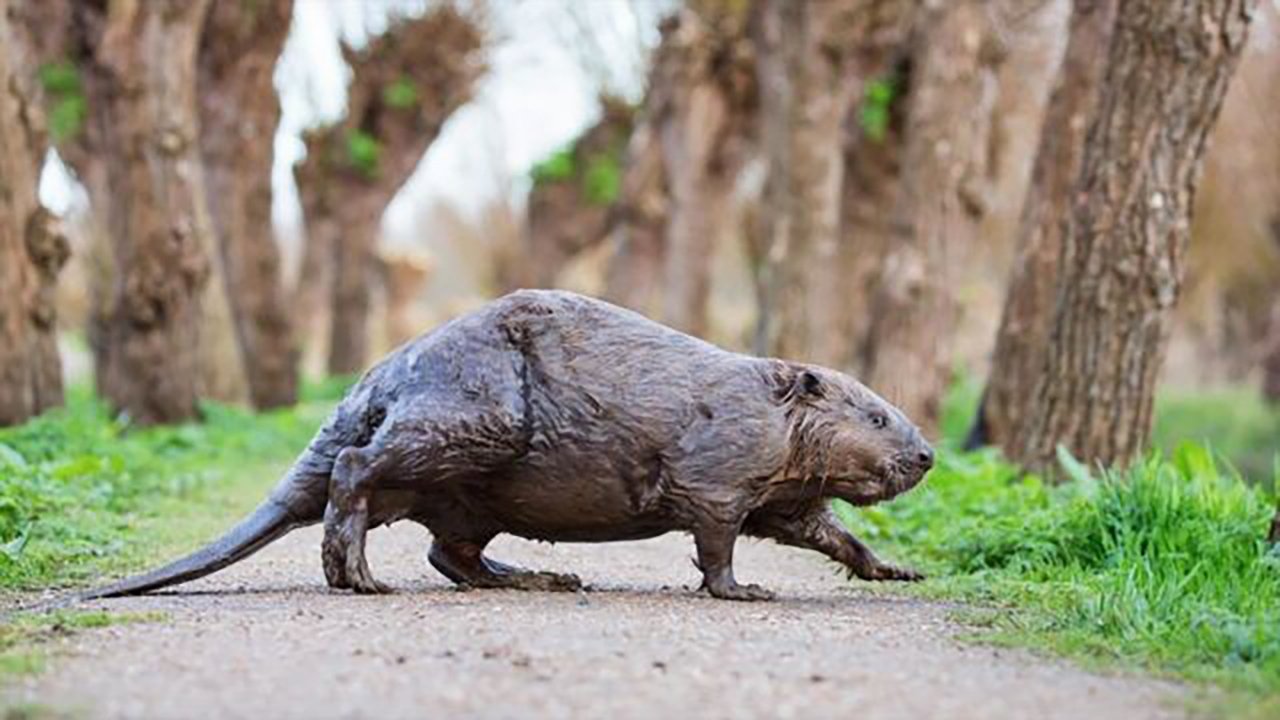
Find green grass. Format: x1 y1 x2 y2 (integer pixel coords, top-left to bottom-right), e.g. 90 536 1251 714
1154 389 1280 489
0 383 343 591
838 380 1280 714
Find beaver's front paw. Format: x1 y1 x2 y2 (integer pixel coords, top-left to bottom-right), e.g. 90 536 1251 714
850 561 924 582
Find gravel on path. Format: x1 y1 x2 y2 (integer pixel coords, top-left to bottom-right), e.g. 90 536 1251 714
9 523 1183 719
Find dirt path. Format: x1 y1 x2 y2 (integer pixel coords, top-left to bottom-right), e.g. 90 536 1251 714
10 524 1182 719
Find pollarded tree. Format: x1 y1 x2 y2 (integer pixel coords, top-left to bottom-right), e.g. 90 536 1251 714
1011 0 1257 471
602 115 667 318
198 0 299 409
753 0 861 364
55 0 217 425
0 0 70 426
652 3 755 337
858 0 1003 433
753 0 916 366
522 97 635 289
968 0 1118 451
602 3 755 336
294 6 485 375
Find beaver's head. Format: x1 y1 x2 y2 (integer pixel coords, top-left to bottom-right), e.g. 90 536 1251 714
779 364 934 505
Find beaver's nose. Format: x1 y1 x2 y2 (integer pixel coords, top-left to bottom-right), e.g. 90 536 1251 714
915 445 934 470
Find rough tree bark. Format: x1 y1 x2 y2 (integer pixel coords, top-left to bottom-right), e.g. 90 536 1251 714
753 0 909 365
0 0 70 426
968 0 1118 451
653 5 754 337
199 0 299 409
293 6 484 375
860 0 1001 433
1010 0 1256 472
522 98 634 289
53 0 217 425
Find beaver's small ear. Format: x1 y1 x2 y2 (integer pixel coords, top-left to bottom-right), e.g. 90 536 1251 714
796 370 824 398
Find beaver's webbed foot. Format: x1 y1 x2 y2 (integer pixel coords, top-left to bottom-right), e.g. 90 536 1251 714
429 539 582 592
701 577 776 601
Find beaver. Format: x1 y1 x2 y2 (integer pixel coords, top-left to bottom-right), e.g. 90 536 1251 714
84 290 933 601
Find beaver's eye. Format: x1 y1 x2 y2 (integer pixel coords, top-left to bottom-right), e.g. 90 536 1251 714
869 412 888 430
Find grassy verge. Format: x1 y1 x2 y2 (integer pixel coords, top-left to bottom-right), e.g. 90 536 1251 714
0 383 342 591
0 382 344 692
840 380 1280 717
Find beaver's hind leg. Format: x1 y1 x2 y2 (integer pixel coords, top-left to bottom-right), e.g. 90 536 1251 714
428 538 582 592
322 446 391 594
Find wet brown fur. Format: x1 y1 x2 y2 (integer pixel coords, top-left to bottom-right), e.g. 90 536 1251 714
86 290 933 601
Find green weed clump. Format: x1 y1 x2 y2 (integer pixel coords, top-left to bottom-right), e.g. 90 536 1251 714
837 442 1280 696
0 388 330 590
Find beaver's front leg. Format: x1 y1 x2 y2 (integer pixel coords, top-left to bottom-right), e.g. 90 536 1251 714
692 521 775 601
745 505 923 582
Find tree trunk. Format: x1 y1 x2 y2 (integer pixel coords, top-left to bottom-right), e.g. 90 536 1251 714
522 99 632 289
834 1 918 375
969 0 1117 450
199 0 299 409
839 88 905 376
860 0 999 433
1264 298 1280 403
604 94 668 318
293 6 484 376
753 0 868 365
327 212 380 375
66 0 216 425
1011 0 1256 472
0 0 70 426
656 7 754 337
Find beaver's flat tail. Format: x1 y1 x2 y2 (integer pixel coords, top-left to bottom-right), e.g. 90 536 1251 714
80 497 310 599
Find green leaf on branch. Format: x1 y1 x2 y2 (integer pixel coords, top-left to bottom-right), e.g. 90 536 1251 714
582 152 620 205
859 75 898 143
344 129 381 178
382 77 419 110
530 147 575 185
38 60 87 143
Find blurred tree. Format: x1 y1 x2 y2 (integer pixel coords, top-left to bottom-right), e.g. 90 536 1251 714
521 97 634 290
293 6 485 375
753 0 868 364
828 0 931 377
0 0 70 426
967 0 1118 451
602 113 667 317
1010 0 1256 472
198 0 299 409
753 0 925 370
1266 292 1280 403
45 0 218 424
857 0 1003 433
652 4 755 337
